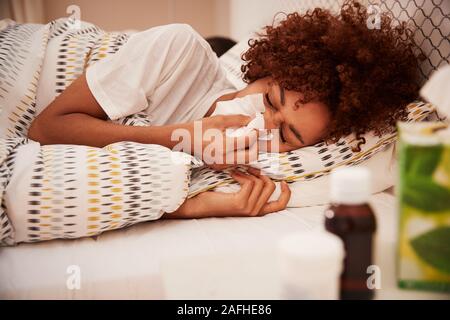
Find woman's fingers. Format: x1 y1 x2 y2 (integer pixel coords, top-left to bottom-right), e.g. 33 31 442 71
247 168 277 216
219 114 252 129
221 130 259 166
204 130 259 167
229 168 291 217
229 168 280 217
229 170 253 200
224 129 258 152
230 169 262 215
261 181 291 215
242 171 265 215
229 138 259 165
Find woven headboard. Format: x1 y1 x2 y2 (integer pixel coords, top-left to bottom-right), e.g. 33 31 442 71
282 0 450 84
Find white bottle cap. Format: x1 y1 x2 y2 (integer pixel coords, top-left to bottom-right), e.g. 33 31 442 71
277 231 345 299
278 231 345 273
330 167 372 205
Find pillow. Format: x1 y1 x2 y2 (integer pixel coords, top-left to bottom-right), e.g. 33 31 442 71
188 100 435 197
214 140 398 207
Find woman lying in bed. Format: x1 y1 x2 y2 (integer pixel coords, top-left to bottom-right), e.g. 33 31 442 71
28 0 419 218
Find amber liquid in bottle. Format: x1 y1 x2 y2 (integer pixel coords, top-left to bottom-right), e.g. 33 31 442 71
325 203 377 300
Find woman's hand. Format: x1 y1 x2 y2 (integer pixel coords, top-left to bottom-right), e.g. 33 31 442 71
164 168 291 219
188 115 259 170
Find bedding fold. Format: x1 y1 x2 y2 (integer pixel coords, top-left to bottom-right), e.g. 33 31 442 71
0 19 194 245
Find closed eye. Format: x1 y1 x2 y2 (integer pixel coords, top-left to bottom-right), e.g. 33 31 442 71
266 92 287 143
265 93 276 110
279 127 287 143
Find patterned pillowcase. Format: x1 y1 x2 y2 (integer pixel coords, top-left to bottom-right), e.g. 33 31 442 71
188 99 435 197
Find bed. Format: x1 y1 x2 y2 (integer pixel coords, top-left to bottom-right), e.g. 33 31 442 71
0 191 389 299
1 0 449 300
0 190 448 299
1 190 448 300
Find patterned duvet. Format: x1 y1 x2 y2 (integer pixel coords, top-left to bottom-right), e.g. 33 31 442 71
0 19 193 245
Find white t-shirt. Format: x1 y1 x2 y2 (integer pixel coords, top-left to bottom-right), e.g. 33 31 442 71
86 23 238 125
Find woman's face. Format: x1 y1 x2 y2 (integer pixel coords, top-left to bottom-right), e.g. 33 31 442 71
236 77 331 152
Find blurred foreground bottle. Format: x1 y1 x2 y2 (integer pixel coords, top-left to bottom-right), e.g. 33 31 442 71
278 231 344 300
325 167 377 300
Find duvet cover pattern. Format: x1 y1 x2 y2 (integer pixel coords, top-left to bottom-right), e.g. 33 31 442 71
0 19 193 246
3 141 190 244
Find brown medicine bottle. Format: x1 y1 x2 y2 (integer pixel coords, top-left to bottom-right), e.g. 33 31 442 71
324 167 377 300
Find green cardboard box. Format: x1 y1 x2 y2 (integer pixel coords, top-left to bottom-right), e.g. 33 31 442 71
397 121 450 293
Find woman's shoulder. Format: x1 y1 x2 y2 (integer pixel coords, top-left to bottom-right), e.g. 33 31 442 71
136 23 200 41
131 23 217 58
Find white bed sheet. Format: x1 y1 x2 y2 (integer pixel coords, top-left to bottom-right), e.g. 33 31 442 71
0 197 328 299
2 191 443 300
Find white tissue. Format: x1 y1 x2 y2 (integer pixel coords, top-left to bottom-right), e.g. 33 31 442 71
420 65 450 120
212 94 272 140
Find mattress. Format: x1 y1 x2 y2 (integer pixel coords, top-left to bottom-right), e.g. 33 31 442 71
0 191 446 300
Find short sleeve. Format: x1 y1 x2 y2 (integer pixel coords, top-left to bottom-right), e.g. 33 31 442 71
86 24 203 121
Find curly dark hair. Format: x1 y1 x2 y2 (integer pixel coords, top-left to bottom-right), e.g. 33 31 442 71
241 0 421 142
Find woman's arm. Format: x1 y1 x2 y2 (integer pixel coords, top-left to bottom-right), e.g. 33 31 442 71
28 74 189 148
28 74 257 167
164 168 291 219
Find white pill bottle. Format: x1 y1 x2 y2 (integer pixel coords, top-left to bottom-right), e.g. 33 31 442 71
277 231 345 300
